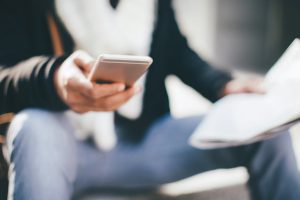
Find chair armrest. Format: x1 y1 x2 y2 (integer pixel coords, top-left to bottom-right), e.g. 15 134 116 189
0 136 5 144
0 113 14 144
0 113 14 125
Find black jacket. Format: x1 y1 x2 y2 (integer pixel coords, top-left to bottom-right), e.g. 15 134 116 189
0 0 231 139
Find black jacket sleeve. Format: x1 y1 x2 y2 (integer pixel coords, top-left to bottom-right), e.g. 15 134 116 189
0 56 68 114
164 1 232 102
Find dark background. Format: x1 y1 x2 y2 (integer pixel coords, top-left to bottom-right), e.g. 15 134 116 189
214 0 300 72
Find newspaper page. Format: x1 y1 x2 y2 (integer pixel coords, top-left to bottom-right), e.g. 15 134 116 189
190 39 300 149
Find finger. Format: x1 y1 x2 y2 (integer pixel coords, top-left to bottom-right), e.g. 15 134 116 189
74 59 94 74
246 84 265 94
65 92 89 105
72 50 94 72
70 105 91 114
65 78 94 97
248 78 265 94
96 86 141 111
90 83 126 99
66 79 127 100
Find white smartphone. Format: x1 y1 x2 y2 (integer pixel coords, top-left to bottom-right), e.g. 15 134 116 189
88 54 153 86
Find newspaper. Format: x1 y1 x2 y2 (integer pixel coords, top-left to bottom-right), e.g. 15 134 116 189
190 39 300 149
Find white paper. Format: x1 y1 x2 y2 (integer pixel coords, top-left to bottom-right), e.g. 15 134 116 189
190 39 300 149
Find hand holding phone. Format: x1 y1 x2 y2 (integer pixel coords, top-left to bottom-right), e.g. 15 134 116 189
54 51 144 113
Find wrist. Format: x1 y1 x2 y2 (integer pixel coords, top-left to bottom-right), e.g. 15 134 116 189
53 65 65 103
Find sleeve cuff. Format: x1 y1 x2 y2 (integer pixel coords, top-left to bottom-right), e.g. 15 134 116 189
45 55 69 111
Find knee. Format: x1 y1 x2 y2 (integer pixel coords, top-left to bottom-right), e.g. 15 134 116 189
247 133 296 168
6 109 77 181
259 133 294 156
6 109 63 155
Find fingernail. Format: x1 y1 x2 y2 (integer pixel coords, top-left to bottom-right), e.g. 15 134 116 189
118 84 126 91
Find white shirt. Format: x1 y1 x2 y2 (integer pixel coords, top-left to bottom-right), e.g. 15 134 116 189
56 0 157 150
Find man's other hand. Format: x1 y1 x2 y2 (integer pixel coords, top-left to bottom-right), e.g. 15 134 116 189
221 77 265 97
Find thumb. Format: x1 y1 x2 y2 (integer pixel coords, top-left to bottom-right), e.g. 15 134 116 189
70 66 93 89
72 50 95 73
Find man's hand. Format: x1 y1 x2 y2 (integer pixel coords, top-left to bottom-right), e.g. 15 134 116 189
54 50 141 113
221 77 265 97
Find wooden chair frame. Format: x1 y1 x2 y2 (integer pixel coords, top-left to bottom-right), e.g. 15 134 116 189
0 12 62 143
0 113 14 144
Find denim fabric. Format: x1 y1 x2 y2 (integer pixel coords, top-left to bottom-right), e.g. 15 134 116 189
6 109 300 200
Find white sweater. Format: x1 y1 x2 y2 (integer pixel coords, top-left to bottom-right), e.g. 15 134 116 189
56 0 157 150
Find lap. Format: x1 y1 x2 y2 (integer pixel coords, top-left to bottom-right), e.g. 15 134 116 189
75 115 248 190
7 110 294 193
76 114 294 190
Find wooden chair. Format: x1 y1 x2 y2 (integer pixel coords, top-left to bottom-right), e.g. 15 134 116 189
0 113 14 142
0 113 14 200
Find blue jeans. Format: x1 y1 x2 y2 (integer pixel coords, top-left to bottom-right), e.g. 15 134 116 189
6 109 300 200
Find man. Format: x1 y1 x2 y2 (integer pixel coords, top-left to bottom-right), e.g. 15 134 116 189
1 0 299 199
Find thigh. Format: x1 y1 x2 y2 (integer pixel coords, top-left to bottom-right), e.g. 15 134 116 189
7 109 111 198
128 115 244 183
7 109 77 168
6 109 79 200
128 115 297 188
77 115 245 189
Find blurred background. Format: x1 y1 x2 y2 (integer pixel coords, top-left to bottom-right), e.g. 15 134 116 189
81 1 300 199
167 0 300 118
175 0 300 72
84 0 300 199
101 0 300 200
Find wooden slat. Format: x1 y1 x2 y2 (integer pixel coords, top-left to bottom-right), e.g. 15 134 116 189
0 113 14 143
0 135 5 144
47 12 64 56
0 113 14 125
